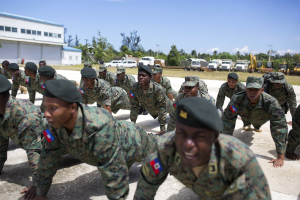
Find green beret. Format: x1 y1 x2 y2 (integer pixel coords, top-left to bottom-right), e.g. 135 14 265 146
270 72 286 84
176 97 223 132
44 80 82 103
38 66 56 77
138 65 153 75
228 73 238 80
0 74 11 92
246 76 264 88
8 63 19 70
25 62 38 72
81 67 97 79
99 65 107 72
153 67 163 74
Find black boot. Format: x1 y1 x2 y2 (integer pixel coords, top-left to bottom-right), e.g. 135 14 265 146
142 108 148 115
138 106 143 115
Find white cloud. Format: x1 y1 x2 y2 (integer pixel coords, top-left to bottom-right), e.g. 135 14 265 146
232 46 249 54
277 49 300 55
251 51 259 54
207 47 220 52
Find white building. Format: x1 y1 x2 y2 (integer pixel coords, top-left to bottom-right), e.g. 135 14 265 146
0 12 82 65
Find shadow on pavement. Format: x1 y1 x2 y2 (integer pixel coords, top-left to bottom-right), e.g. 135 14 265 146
114 114 130 121
8 140 20 151
166 187 199 200
232 127 255 147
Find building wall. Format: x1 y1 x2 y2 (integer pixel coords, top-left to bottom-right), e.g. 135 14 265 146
0 41 18 63
0 15 64 44
62 51 82 65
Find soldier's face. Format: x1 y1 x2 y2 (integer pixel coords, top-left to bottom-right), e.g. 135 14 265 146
152 73 161 83
99 71 107 79
82 78 95 89
43 97 76 128
227 78 238 89
175 122 218 168
39 62 46 67
40 75 54 83
273 83 283 89
246 88 264 103
3 63 9 70
24 67 34 76
184 85 199 97
138 71 152 85
9 69 20 77
117 73 125 80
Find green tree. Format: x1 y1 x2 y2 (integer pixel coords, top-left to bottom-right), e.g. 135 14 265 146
75 35 80 47
236 51 240 59
213 50 218 56
93 31 115 62
167 45 180 66
191 49 197 57
133 51 143 57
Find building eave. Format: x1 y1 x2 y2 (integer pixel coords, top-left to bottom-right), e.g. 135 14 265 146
0 36 67 46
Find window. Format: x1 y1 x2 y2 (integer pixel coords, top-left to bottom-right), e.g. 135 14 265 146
12 27 17 32
75 56 78 61
49 33 52 37
32 30 36 35
44 32 48 36
58 34 61 38
27 29 31 34
53 33 58 38
37 31 41 35
21 29 25 33
0 26 3 31
5 26 11 31
69 56 72 60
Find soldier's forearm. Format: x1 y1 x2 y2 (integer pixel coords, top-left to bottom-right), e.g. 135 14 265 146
103 105 112 113
168 93 173 101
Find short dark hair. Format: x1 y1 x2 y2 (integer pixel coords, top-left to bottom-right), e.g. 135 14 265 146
2 60 9 66
39 60 46 65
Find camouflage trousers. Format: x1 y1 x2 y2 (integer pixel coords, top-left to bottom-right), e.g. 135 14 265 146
27 149 41 184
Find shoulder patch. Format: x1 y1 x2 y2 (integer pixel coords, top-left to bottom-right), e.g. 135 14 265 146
43 129 55 143
150 158 163 175
26 78 29 84
173 103 177 110
129 92 134 98
41 84 45 90
230 105 237 113
114 79 117 84
79 89 84 95
12 77 14 81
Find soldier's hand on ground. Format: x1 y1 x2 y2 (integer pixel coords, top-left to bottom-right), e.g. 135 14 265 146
156 131 166 135
287 121 292 125
21 186 36 200
285 152 300 160
31 195 48 200
268 155 284 168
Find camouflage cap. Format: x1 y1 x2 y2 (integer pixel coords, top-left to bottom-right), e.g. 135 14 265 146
270 72 286 84
84 62 92 68
182 76 199 87
116 66 125 74
246 76 264 88
176 97 223 132
98 65 107 72
0 74 11 92
153 67 163 74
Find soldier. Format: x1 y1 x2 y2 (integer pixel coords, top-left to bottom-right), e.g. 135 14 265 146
24 62 42 104
129 65 172 134
98 65 116 86
0 75 45 199
80 67 131 114
222 76 288 168
134 97 271 200
152 67 178 101
265 72 297 124
1 60 12 79
39 60 46 67
8 63 31 97
32 80 157 200
167 76 216 131
285 105 300 160
178 77 208 94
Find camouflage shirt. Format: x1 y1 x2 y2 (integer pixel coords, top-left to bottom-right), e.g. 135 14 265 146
24 72 44 104
129 81 172 131
222 91 288 155
286 105 300 153
0 67 4 76
178 79 208 94
2 67 12 79
35 104 157 199
99 71 117 86
267 82 297 116
11 70 36 103
216 82 246 109
0 97 44 184
116 74 136 94
134 132 271 200
154 76 178 100
167 91 216 131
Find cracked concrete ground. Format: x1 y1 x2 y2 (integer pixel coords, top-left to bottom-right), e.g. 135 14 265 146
0 70 299 200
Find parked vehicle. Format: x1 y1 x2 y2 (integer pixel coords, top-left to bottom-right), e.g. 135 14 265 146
118 60 137 68
220 59 235 71
208 59 222 70
183 58 207 71
289 62 300 76
138 56 155 68
248 53 274 73
154 59 165 68
105 60 122 67
234 60 248 72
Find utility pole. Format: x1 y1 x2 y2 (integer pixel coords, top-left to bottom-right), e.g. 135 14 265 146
268 44 273 62
156 44 159 58
85 39 88 62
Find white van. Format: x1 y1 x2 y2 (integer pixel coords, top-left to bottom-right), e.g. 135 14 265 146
119 60 137 68
105 60 122 67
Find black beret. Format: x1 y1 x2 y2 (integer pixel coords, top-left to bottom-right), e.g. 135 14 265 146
8 63 19 70
176 97 223 132
228 73 238 80
25 62 37 72
44 80 82 103
38 66 56 77
81 67 97 79
0 74 11 92
138 65 153 75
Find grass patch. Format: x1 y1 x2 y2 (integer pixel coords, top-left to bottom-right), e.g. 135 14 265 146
51 65 300 85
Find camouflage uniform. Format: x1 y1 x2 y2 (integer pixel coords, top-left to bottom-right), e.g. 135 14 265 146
81 78 131 114
24 72 44 104
286 105 300 154
222 91 288 155
1 67 12 79
0 67 4 76
178 79 208 94
129 81 172 131
99 71 117 86
0 97 44 184
134 132 271 200
11 70 35 103
167 91 216 131
154 76 178 100
216 82 246 109
35 104 157 199
116 74 136 94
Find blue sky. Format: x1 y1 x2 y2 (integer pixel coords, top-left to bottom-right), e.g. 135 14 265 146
1 0 299 55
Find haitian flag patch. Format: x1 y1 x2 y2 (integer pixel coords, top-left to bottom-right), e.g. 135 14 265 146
12 77 14 82
150 158 163 175
79 89 84 95
43 129 55 143
173 103 177 110
26 78 29 84
129 92 134 98
230 105 237 113
114 79 117 84
41 85 45 90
